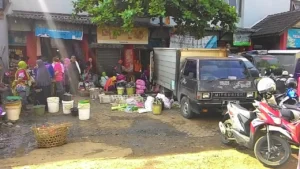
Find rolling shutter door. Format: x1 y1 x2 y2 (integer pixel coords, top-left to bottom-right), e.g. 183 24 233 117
96 49 121 76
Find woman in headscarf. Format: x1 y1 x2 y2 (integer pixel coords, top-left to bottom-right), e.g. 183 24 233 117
63 58 71 93
35 59 52 111
100 72 108 87
12 61 30 109
104 76 117 91
70 56 81 94
53 58 64 101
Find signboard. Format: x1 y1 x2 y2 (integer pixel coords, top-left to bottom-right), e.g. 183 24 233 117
35 22 83 40
97 27 148 44
170 35 216 48
287 29 300 48
233 33 251 46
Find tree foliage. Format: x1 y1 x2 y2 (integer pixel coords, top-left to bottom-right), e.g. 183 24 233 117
73 0 238 39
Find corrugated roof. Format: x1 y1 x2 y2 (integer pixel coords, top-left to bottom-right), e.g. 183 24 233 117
7 10 91 24
7 11 152 27
251 10 300 37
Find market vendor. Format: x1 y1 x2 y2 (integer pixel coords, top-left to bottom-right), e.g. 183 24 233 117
104 76 117 91
114 60 125 75
12 61 30 110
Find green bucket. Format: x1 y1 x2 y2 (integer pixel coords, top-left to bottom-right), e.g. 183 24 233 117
126 87 135 95
33 105 46 116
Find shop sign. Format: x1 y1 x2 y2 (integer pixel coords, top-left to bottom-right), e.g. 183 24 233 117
233 33 251 46
287 29 300 48
97 27 148 44
8 32 27 46
35 22 83 40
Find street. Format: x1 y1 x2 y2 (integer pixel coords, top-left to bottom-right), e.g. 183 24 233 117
0 101 298 169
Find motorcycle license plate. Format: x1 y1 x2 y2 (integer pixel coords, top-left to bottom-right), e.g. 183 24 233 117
223 100 240 104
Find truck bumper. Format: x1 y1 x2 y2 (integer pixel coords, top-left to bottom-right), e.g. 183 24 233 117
190 99 254 114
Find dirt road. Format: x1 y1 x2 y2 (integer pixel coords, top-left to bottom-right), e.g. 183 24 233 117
0 101 298 169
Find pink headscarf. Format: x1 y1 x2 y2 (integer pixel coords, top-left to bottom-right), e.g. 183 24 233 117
64 58 71 68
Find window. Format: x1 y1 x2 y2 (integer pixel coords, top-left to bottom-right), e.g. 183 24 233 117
183 60 197 79
225 0 242 17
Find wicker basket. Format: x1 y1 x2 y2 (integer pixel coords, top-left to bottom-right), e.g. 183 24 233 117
32 123 71 148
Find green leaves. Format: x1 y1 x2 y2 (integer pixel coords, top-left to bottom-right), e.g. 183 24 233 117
73 0 238 39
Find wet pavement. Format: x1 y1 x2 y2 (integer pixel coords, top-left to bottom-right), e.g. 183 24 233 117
0 100 298 169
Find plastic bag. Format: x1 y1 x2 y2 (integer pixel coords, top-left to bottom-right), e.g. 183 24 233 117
145 96 154 111
126 98 137 105
156 93 171 109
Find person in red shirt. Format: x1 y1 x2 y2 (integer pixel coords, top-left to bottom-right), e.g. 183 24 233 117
53 57 64 102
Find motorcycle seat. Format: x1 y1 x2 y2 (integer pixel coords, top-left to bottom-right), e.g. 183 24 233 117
283 104 300 110
280 109 295 121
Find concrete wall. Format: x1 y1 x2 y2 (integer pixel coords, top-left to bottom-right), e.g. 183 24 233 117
9 0 74 14
241 0 290 28
0 14 9 71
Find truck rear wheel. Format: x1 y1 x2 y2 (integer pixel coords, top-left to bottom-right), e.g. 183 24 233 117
180 97 194 119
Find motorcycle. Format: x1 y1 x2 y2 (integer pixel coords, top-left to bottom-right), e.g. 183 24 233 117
219 100 291 167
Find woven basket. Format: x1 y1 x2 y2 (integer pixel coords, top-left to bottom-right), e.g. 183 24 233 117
32 123 71 148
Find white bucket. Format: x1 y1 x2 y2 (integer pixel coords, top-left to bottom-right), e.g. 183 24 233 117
6 105 21 121
62 100 74 114
47 97 60 113
78 103 90 120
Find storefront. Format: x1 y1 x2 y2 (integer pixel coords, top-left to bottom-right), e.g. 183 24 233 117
95 27 149 76
34 21 85 63
7 11 92 67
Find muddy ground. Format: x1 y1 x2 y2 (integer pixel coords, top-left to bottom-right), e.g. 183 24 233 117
0 99 298 169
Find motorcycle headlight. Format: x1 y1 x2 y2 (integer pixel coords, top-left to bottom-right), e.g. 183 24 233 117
247 92 254 98
272 116 282 125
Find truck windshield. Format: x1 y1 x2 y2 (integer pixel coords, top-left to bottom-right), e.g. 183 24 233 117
199 60 249 80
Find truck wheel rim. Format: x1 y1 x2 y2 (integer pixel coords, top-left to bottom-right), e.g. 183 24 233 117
183 102 189 115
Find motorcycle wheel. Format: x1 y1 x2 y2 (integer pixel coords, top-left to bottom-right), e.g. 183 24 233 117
254 135 291 167
220 119 234 145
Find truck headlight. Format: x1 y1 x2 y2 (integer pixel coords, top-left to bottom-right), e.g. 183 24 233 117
247 92 254 98
202 93 210 99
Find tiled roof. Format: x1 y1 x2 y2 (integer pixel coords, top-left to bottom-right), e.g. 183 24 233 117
251 10 300 37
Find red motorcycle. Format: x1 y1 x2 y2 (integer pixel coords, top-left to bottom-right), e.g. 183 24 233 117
219 100 293 167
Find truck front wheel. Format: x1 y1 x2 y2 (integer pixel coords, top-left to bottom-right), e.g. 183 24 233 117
180 97 194 119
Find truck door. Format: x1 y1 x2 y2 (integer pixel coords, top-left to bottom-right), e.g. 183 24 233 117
178 59 197 100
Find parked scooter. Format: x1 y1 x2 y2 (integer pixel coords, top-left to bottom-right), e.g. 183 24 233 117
219 77 292 167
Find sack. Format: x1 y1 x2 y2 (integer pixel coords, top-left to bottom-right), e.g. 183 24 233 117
136 79 145 86
136 89 144 94
136 85 146 90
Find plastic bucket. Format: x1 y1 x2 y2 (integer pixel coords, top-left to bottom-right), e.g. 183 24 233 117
47 97 60 113
5 105 21 121
117 87 125 95
78 102 90 120
126 87 135 95
62 100 74 114
33 105 46 116
152 104 162 115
